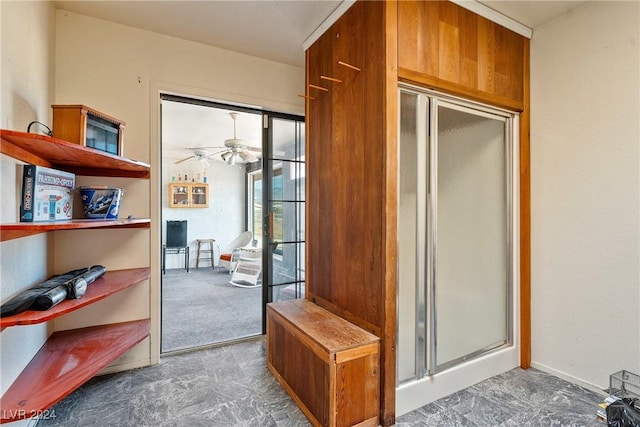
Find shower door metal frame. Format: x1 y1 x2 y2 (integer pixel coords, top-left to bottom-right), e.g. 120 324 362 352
398 83 517 382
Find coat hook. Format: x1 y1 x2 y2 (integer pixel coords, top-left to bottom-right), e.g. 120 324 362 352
298 94 316 100
337 61 361 72
309 84 329 92
320 75 342 83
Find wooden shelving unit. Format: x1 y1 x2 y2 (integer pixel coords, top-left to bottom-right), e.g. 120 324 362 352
0 218 150 242
0 129 151 241
0 319 150 423
0 129 152 423
0 268 150 329
0 129 149 178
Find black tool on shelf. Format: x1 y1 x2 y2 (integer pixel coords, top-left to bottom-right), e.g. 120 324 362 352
32 265 106 310
0 265 106 316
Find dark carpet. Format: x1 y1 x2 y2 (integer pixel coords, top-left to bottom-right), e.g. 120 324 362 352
161 268 262 352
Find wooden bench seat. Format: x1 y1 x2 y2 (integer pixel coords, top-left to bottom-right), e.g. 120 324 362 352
266 299 380 427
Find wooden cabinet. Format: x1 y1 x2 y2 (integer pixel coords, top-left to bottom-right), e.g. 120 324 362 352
267 299 380 427
168 183 209 208
0 129 151 423
52 104 126 156
397 1 527 111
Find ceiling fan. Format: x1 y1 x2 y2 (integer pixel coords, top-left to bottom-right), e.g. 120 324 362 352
174 112 261 166
174 148 215 166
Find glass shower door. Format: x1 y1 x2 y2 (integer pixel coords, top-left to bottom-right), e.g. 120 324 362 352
397 87 514 383
432 102 511 371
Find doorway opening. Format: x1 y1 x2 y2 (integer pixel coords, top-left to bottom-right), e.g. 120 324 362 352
160 94 305 353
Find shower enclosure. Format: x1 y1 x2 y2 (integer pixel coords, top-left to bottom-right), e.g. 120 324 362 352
397 85 520 408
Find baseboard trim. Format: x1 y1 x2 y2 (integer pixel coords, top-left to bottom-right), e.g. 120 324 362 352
530 361 608 396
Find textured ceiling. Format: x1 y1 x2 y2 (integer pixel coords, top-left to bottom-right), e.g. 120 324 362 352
55 0 342 67
54 0 588 157
479 1 587 29
55 0 588 69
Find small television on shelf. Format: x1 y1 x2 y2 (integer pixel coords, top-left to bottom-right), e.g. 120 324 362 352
52 104 125 156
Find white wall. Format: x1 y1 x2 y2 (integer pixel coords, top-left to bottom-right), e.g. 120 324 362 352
0 3 306 406
531 1 640 390
0 1 56 425
53 9 304 365
161 162 246 269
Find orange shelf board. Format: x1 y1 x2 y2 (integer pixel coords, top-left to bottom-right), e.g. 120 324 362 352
0 129 150 178
0 319 150 424
0 268 150 328
0 218 151 242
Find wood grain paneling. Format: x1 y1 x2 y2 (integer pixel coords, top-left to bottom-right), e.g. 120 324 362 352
398 0 525 111
381 2 398 425
267 300 380 427
306 25 333 307
520 38 531 368
302 1 529 425
306 1 396 424
308 1 388 335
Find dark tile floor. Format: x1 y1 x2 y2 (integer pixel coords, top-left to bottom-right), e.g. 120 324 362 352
39 339 605 427
395 367 604 427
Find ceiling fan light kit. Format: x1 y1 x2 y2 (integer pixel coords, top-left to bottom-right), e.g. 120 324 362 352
173 111 260 166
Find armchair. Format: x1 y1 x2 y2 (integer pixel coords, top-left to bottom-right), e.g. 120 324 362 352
229 247 262 288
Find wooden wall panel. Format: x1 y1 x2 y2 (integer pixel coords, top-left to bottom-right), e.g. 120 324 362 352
304 1 529 425
308 1 386 337
398 0 525 111
306 30 334 307
520 38 531 368
381 3 398 425
333 7 368 325
306 1 396 425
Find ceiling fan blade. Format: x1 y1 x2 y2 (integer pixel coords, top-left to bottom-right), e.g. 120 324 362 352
205 149 230 160
245 146 262 153
188 146 226 150
174 155 196 164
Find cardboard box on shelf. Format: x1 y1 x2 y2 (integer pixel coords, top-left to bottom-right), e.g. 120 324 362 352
20 165 75 222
